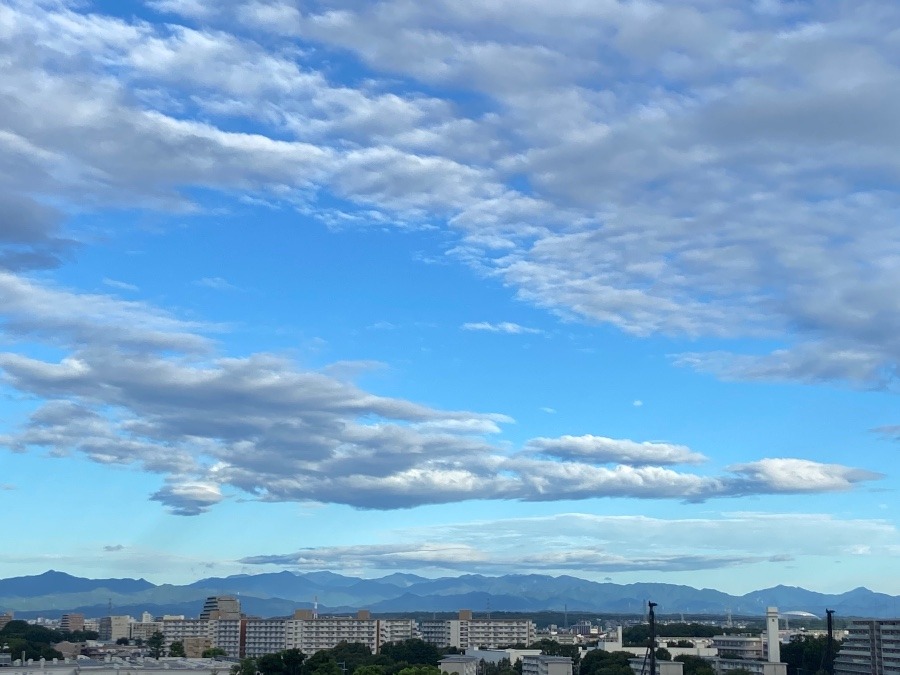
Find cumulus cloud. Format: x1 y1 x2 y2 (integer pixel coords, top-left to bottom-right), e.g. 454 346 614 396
2 0 900 389
0 1 892 515
0 277 880 513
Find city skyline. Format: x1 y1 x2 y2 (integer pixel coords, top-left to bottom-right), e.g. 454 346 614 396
0 0 898 595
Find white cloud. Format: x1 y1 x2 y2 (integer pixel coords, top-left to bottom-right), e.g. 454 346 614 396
525 435 706 466
5 0 900 391
462 321 543 335
0 276 880 513
240 511 900 574
102 278 139 292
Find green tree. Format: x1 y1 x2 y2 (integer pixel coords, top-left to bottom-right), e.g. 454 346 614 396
260 653 287 675
170 641 187 658
396 666 440 675
116 637 130 645
673 655 715 675
147 631 166 659
231 657 258 675
579 650 633 675
655 648 672 661
354 666 385 675
282 648 307 675
329 642 373 673
204 648 229 659
380 640 441 667
780 634 840 675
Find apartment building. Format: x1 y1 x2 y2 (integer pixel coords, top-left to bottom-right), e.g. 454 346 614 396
835 619 900 675
99 616 132 642
245 618 288 657
522 655 573 675
289 610 378 653
421 611 535 650
59 614 85 633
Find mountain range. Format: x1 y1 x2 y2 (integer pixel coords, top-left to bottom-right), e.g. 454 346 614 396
1 570 897 620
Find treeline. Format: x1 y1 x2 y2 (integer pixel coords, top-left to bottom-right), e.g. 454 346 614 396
623 623 758 645
0 620 98 661
229 638 589 675
230 639 445 675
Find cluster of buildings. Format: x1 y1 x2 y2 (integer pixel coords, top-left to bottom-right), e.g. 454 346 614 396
3 598 900 675
48 600 536 660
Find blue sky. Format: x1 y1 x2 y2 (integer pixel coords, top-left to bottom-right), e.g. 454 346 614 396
0 0 899 596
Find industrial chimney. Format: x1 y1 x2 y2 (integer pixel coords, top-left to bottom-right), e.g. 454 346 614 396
766 607 780 663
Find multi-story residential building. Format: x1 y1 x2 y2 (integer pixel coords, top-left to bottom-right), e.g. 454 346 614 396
209 619 244 658
288 610 379 653
245 618 289 657
98 616 132 642
421 611 535 650
0 612 15 631
711 635 764 660
835 619 900 675
129 620 164 643
59 614 85 633
522 655 573 675
159 618 211 654
284 610 417 654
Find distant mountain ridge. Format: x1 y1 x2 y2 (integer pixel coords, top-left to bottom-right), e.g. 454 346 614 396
1 570 897 619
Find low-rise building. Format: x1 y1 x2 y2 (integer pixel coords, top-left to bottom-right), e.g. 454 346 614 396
522 655 572 675
440 655 479 675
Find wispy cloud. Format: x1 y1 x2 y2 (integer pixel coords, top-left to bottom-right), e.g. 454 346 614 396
195 277 237 291
462 321 542 335
240 512 900 575
103 278 139 292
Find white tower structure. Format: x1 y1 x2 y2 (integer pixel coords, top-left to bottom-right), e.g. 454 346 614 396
766 607 781 663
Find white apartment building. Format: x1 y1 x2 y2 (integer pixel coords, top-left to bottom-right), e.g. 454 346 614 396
245 618 289 657
209 619 243 658
283 610 417 654
711 635 764 660
522 655 573 675
421 611 535 650
835 619 900 675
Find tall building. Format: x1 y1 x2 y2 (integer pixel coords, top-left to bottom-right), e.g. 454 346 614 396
0 612 14 631
200 596 242 620
99 616 133 642
420 610 535 650
835 619 900 675
60 614 85 633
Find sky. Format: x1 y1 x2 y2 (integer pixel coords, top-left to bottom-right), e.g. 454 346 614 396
0 0 898 597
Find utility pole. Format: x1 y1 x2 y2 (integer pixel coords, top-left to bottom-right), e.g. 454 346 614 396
825 609 835 675
648 602 657 675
